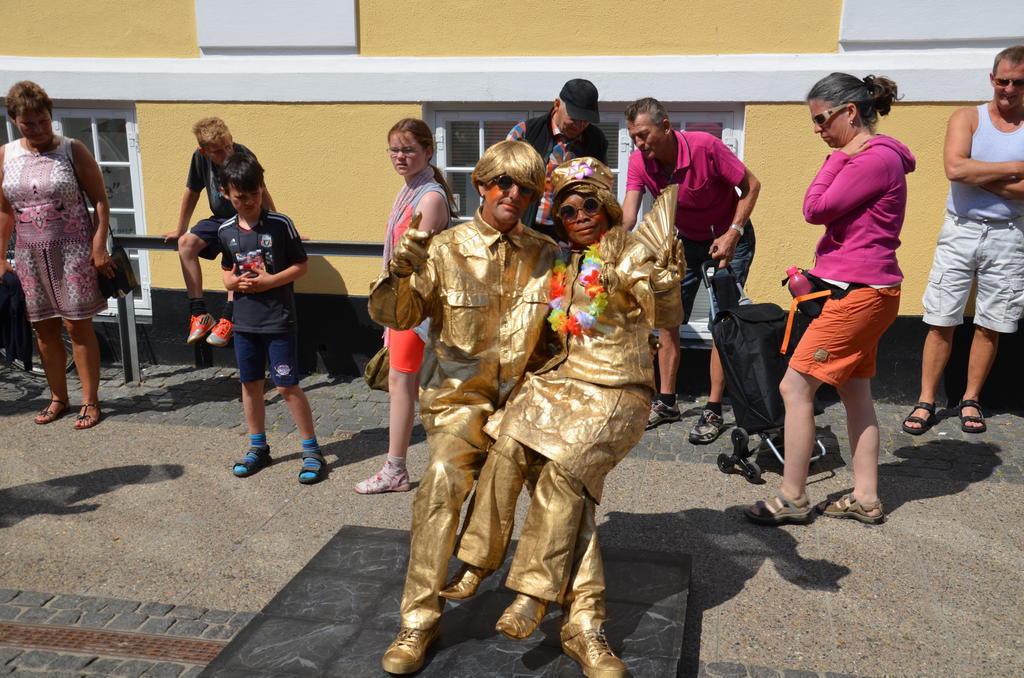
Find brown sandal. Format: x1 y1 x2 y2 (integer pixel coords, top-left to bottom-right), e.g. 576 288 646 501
74 403 102 430
35 399 69 425
744 490 813 525
820 493 884 524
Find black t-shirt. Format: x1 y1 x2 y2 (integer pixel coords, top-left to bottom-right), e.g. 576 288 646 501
218 210 307 334
186 142 256 219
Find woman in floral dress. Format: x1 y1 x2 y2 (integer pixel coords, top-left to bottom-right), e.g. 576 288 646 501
1 81 114 428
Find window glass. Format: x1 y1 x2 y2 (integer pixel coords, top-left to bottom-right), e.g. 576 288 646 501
445 171 479 220
97 118 129 162
62 117 95 152
685 121 724 138
109 212 136 236
594 121 619 170
102 167 134 209
447 121 479 168
484 120 518 149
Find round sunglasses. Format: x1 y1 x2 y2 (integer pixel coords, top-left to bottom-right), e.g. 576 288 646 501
558 197 602 222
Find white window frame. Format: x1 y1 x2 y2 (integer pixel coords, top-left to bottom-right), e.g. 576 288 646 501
432 104 744 343
3 107 152 314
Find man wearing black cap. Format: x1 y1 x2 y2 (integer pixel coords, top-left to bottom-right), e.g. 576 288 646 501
506 78 608 240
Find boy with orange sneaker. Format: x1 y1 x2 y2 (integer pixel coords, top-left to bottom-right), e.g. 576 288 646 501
161 117 275 347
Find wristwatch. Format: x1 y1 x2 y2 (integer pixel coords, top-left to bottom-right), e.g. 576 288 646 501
729 223 745 237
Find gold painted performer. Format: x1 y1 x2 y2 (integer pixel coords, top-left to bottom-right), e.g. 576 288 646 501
369 140 559 675
440 158 683 677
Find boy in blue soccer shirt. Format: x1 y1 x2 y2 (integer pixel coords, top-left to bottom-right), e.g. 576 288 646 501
216 153 324 484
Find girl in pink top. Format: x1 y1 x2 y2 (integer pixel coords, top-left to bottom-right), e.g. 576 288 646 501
746 73 914 527
356 119 454 494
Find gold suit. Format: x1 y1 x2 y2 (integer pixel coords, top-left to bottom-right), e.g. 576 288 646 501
368 209 557 630
457 227 668 629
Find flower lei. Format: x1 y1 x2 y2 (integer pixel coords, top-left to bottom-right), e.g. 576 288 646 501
547 241 608 336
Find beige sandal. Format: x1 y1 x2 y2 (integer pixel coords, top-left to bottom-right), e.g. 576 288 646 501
821 493 884 525
744 490 813 525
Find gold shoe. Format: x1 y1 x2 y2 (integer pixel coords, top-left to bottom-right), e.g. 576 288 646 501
439 564 491 600
561 624 628 678
495 593 548 640
381 625 438 675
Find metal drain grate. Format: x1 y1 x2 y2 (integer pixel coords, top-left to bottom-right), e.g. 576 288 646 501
0 621 227 664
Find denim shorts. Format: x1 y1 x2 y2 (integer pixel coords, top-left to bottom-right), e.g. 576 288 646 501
233 330 300 386
922 212 1024 333
680 223 756 323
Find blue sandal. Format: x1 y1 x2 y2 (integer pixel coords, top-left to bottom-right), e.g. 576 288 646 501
298 451 326 485
233 446 271 477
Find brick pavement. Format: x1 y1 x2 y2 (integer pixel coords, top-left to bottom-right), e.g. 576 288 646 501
2 362 1022 676
2 363 1021 486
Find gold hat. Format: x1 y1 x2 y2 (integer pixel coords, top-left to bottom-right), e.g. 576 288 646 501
550 157 614 201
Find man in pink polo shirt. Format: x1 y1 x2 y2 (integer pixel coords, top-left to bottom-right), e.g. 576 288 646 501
622 97 761 442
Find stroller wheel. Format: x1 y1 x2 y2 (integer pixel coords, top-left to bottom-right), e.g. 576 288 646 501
716 453 734 474
739 459 762 484
730 428 750 457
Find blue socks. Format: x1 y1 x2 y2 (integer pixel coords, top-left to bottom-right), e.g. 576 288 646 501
250 432 268 449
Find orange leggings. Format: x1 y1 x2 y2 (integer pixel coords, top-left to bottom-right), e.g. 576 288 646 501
386 328 426 374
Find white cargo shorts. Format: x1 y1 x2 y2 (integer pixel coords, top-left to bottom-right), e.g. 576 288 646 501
921 211 1024 333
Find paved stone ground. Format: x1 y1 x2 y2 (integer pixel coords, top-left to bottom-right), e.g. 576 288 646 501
2 362 1022 677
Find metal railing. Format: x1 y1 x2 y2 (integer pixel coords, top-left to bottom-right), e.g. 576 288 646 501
111 235 384 385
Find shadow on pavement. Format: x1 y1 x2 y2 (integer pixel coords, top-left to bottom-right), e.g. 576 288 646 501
0 464 184 528
830 440 1000 516
600 507 851 677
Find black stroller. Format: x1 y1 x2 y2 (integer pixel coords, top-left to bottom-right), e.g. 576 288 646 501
702 262 825 483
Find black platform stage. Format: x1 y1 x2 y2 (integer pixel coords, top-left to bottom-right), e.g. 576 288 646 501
201 526 690 677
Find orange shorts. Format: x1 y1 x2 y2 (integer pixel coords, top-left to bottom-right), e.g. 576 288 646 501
385 328 426 373
789 286 900 386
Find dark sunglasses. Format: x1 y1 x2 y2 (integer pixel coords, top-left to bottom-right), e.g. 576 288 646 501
558 197 602 222
811 104 849 127
993 77 1024 88
491 174 535 196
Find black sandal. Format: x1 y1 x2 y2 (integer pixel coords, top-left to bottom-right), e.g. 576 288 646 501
298 451 326 485
958 400 986 434
233 446 271 477
73 403 101 430
35 399 69 425
901 401 936 435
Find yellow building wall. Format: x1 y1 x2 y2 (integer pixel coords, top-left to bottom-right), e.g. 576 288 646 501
136 102 422 295
3 1 198 58
359 0 842 56
743 103 957 315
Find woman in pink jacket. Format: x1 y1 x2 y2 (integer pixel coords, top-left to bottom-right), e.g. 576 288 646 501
746 73 916 526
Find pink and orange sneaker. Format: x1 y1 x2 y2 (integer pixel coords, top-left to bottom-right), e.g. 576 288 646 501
206 317 234 347
186 313 215 344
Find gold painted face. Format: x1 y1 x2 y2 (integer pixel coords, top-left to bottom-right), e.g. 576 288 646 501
478 175 532 232
559 193 608 247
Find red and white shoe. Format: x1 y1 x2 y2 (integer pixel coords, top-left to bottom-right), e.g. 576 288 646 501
206 317 234 347
186 313 215 344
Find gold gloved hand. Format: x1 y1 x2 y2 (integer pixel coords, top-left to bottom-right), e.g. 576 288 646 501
390 213 433 277
651 235 685 291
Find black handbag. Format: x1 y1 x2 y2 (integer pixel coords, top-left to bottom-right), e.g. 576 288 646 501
98 246 140 299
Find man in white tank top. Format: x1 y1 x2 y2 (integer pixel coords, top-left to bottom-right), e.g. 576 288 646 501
903 46 1024 436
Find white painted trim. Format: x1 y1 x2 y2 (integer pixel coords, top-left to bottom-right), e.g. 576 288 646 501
840 0 1023 50
194 0 358 54
0 49 1001 103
